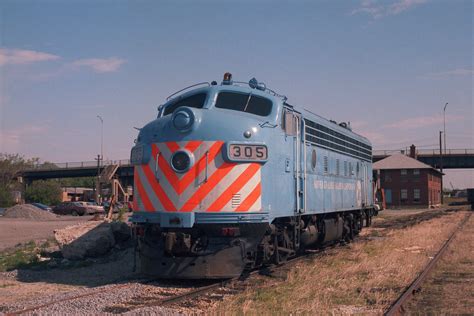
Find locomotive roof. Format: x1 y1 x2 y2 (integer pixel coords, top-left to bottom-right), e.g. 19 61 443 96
164 83 283 105
163 79 371 147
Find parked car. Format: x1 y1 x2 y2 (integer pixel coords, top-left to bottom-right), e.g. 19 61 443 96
29 203 52 212
75 201 104 213
52 202 96 216
0 208 6 216
102 201 124 213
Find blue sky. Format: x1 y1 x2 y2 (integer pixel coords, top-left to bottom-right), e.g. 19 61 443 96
0 0 472 187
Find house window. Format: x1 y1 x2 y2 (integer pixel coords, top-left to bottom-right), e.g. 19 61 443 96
344 161 347 177
414 189 420 202
324 156 328 174
413 169 420 175
401 169 407 175
384 172 391 182
401 189 408 201
336 159 340 176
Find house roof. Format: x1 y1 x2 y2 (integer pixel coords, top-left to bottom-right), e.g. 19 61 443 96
373 154 442 174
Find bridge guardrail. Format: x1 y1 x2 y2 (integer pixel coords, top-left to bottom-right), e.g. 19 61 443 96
373 149 474 156
26 159 131 171
23 148 474 171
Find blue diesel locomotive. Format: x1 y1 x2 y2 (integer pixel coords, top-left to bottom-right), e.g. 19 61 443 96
130 73 376 278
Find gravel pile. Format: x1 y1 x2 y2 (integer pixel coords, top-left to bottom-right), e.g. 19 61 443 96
3 204 57 220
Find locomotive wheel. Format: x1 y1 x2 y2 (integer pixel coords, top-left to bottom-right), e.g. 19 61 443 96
343 218 354 242
273 229 293 264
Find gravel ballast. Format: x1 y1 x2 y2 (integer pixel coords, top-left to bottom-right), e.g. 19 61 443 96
4 204 57 221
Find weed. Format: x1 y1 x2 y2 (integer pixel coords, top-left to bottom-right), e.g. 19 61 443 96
117 207 127 222
0 240 55 272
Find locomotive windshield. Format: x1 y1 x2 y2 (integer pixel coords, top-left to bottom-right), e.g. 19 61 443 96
163 93 207 116
215 92 272 116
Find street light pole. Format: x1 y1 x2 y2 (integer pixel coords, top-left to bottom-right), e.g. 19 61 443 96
439 131 444 205
443 103 448 155
96 115 104 163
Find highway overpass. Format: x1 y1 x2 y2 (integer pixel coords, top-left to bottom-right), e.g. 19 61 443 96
20 148 474 183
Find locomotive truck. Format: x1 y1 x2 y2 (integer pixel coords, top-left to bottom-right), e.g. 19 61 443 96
130 73 376 278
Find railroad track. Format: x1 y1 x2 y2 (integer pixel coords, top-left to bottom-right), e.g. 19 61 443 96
385 212 472 316
101 249 330 313
7 209 466 315
3 250 316 315
4 276 154 316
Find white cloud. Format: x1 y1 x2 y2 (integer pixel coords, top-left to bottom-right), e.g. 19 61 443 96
351 0 428 19
71 57 126 73
383 114 464 129
0 124 49 153
0 48 60 66
0 47 125 77
421 68 474 79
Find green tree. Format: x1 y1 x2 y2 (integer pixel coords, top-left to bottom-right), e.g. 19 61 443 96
0 153 38 207
58 176 95 188
24 180 62 205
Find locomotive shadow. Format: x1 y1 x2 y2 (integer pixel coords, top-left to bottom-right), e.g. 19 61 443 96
13 222 231 288
14 222 137 287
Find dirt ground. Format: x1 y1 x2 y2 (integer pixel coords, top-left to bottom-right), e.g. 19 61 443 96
0 207 471 315
0 216 93 251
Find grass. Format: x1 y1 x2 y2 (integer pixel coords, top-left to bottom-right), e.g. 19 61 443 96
0 239 57 272
214 210 468 314
116 206 128 222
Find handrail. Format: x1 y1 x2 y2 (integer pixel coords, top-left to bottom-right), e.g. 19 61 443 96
166 82 210 100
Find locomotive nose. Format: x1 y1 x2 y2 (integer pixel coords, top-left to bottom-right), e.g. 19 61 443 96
172 107 195 132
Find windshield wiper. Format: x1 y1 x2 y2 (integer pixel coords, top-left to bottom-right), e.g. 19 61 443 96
243 92 253 112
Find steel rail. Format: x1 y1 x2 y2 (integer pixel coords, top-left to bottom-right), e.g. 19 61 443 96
7 212 416 315
385 212 472 316
149 246 337 308
4 235 351 314
4 249 319 315
5 277 157 316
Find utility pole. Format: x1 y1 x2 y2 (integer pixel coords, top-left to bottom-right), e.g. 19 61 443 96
97 115 104 164
443 103 448 155
439 131 444 204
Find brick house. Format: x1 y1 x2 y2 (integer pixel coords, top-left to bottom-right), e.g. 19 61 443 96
374 154 442 208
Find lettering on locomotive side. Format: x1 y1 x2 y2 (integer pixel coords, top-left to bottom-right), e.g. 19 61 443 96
313 180 356 191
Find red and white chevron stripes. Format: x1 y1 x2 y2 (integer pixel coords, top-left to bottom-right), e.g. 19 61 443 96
133 141 262 212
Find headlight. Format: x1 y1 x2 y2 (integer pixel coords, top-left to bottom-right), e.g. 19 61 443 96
172 107 195 132
171 150 193 172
